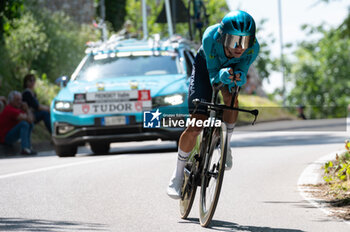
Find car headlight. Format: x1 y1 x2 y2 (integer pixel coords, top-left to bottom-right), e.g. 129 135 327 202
164 94 184 105
57 123 75 135
54 101 73 112
153 94 185 107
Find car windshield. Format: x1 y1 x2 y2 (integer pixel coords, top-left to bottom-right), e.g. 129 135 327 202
75 55 181 81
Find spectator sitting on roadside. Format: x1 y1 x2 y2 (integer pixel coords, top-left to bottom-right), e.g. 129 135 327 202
0 75 6 114
22 74 51 133
0 91 37 155
298 105 307 120
0 96 6 114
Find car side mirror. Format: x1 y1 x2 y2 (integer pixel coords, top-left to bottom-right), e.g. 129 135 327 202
55 76 69 88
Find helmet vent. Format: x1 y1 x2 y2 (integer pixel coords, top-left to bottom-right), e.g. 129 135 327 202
245 20 251 31
239 22 245 31
231 21 239 30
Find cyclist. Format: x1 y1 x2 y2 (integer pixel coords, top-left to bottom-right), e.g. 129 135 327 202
167 10 260 199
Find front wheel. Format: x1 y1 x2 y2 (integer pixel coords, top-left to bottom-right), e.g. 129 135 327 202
199 123 227 227
90 142 110 155
54 145 77 157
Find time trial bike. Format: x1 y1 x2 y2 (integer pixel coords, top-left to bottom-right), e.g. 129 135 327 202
179 83 259 227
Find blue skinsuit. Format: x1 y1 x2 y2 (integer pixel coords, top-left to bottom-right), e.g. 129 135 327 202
188 24 260 115
200 24 260 89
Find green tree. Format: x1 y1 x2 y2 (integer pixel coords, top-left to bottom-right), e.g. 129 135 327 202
125 0 228 40
125 0 169 38
31 9 100 81
0 0 24 41
287 15 350 118
205 0 228 25
255 19 277 80
4 11 48 82
0 6 100 100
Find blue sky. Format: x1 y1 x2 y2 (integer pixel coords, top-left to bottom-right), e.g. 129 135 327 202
225 0 349 93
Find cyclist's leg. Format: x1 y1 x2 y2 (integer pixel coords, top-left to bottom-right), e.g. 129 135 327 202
167 114 208 199
220 86 239 169
221 86 239 124
178 114 208 153
167 51 211 199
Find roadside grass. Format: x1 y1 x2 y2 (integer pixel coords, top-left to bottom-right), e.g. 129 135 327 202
323 149 350 202
32 121 51 143
237 94 297 124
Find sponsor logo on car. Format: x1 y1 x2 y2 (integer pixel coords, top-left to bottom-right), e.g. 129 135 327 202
73 90 151 115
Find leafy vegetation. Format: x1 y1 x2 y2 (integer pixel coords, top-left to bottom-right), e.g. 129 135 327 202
324 153 350 184
0 4 100 100
0 0 24 41
237 95 296 124
286 10 350 119
323 142 350 198
255 19 277 80
125 0 228 39
4 12 48 79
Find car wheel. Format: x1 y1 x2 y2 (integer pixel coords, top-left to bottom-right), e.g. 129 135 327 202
54 145 77 157
90 142 110 155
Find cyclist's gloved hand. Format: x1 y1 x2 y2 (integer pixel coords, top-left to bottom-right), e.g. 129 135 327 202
219 68 247 88
219 68 234 85
233 71 247 87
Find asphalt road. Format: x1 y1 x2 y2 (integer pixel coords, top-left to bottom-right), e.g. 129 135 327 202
0 119 349 232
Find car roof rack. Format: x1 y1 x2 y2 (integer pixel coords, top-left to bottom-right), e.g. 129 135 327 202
85 34 197 55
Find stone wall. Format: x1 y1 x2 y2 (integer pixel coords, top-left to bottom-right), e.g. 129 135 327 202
37 0 95 24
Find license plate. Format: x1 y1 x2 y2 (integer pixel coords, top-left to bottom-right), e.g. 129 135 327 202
103 116 126 126
73 90 152 115
73 101 152 115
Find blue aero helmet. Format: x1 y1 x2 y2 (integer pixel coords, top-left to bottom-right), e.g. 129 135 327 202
214 10 256 49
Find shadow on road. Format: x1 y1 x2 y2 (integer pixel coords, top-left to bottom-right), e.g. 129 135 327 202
106 142 177 156
263 200 319 209
0 217 108 231
0 141 178 159
231 133 345 148
180 217 305 231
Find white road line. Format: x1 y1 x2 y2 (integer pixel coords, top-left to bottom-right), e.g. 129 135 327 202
297 150 350 226
0 156 121 180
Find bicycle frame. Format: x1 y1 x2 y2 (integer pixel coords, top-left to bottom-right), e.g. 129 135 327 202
189 84 259 185
193 84 259 125
180 83 259 225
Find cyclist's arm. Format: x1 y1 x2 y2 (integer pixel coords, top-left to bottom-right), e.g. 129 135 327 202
231 41 260 86
202 31 227 86
201 27 220 84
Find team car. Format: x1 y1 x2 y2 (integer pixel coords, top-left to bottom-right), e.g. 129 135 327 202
51 35 197 157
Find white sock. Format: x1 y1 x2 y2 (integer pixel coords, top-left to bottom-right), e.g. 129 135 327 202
175 148 191 180
225 122 236 147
